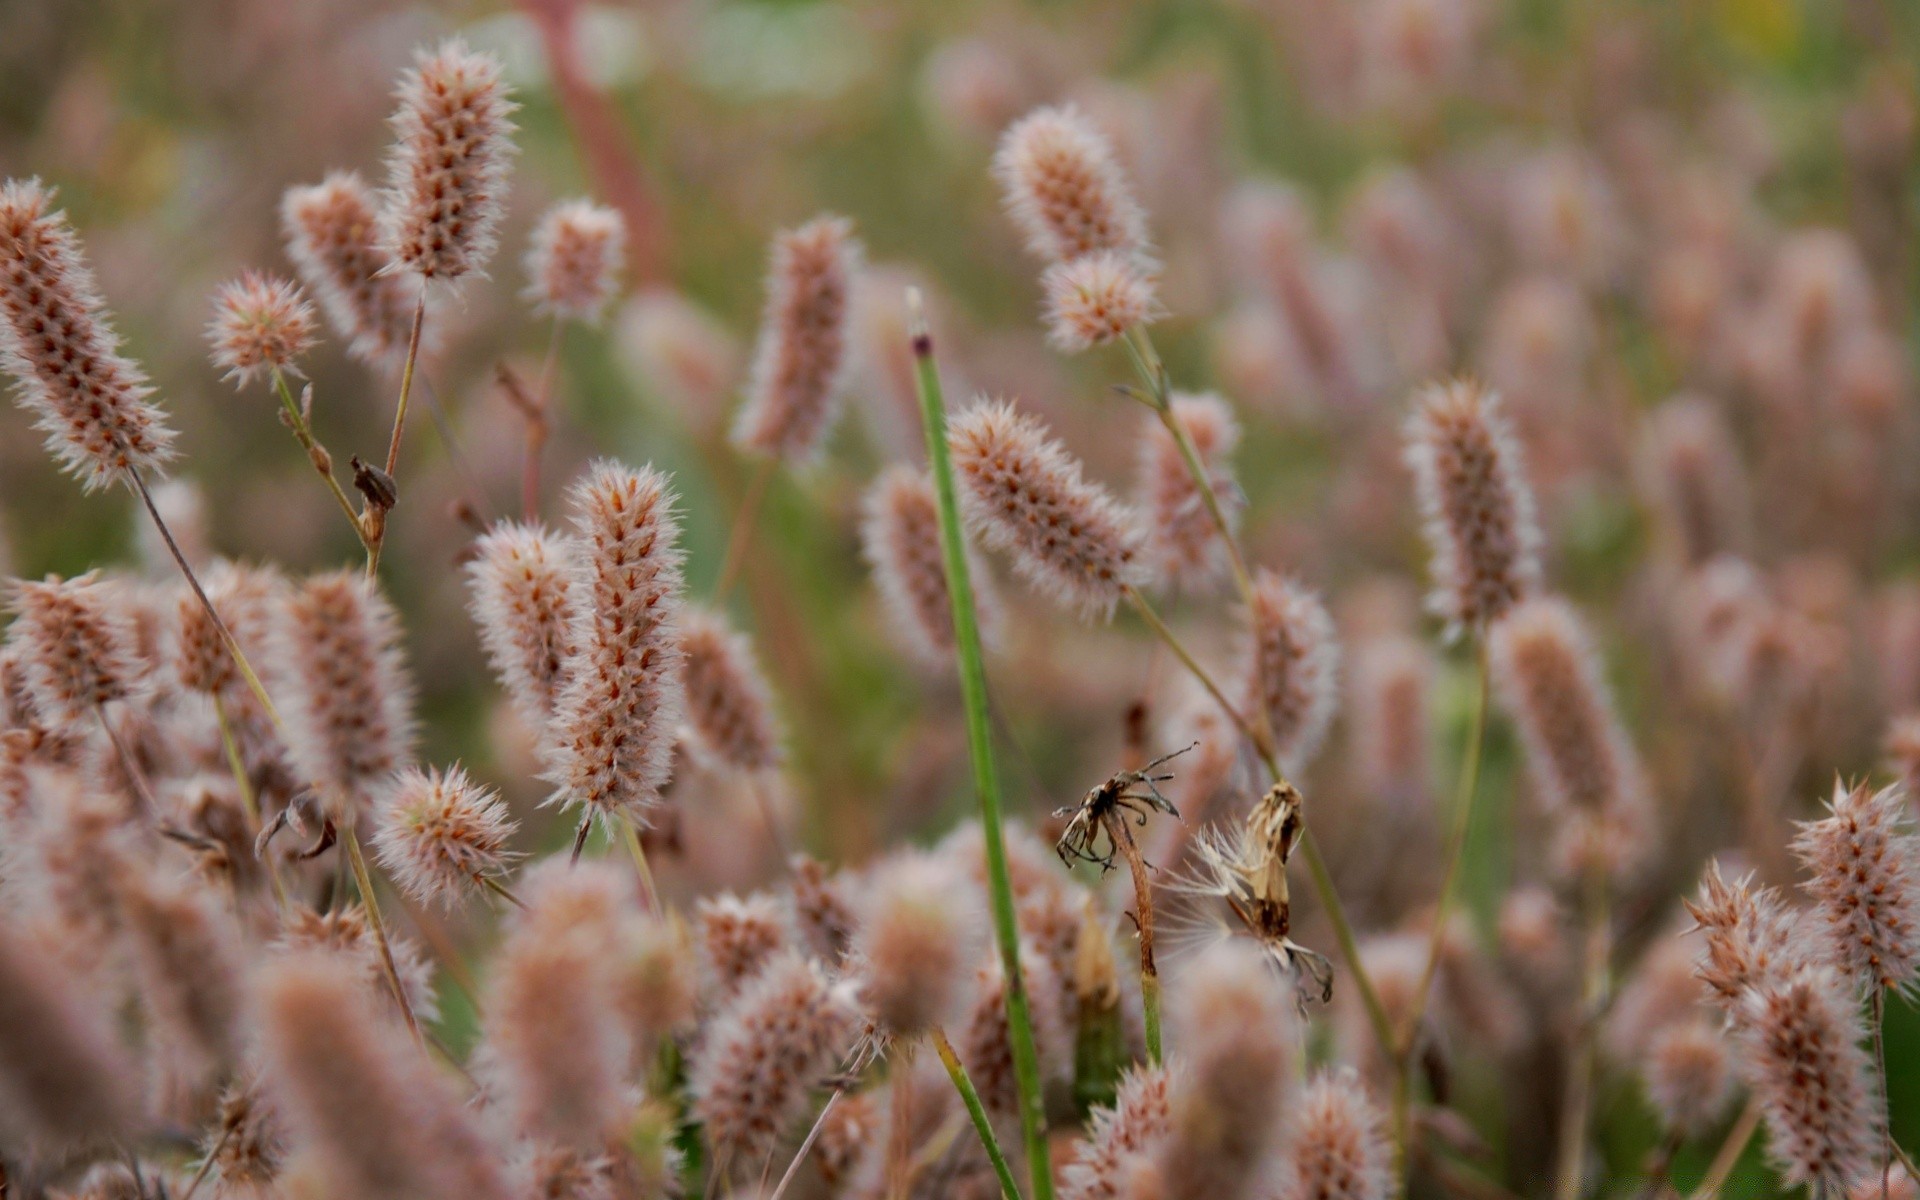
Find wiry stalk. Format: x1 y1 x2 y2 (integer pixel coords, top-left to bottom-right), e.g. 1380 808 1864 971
1689 1096 1763 1200
272 369 369 545
211 692 289 907
343 824 424 1045
910 288 1052 1200
932 1028 1024 1200
367 291 427 575
1101 808 1162 1063
714 457 777 597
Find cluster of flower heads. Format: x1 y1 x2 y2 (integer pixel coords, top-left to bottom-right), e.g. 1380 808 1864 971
3 7 1920 1200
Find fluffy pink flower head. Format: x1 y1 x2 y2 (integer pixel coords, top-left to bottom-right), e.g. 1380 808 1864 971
1403 379 1541 636
994 105 1151 266
731 215 862 463
948 398 1150 619
1242 570 1342 775
281 171 421 371
1042 251 1161 353
1738 965 1881 1195
206 272 318 387
465 521 580 735
371 764 518 910
6 572 144 726
1793 780 1920 994
1280 1069 1394 1200
524 200 625 324
379 39 518 284
1135 392 1241 594
859 464 1002 667
0 178 175 491
679 608 782 773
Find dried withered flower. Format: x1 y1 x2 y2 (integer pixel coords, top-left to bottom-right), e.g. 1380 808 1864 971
860 464 1002 667
0 178 175 490
1152 940 1296 1197
695 891 793 999
524 200 625 324
850 851 984 1042
1792 780 1920 995
1062 1062 1178 1200
0 921 137 1152
1347 634 1434 808
271 904 439 1026
1135 392 1241 594
546 461 686 828
380 39 518 284
485 881 633 1145
281 172 420 370
1042 251 1161 353
371 764 518 910
1242 570 1341 775
275 570 415 822
255 951 512 1200
206 272 318 387
1403 379 1541 636
1643 1021 1735 1138
1738 965 1880 1196
994 105 1150 266
679 608 783 773
1488 596 1650 880
7 572 144 726
948 397 1149 619
466 521 580 733
687 951 858 1173
1685 862 1809 1016
1278 1069 1393 1200
731 215 861 463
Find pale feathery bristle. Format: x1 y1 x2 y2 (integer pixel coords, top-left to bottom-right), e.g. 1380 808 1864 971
1347 633 1434 807
271 904 440 1027
859 464 1003 667
695 891 793 1000
1241 569 1341 775
956 940 1072 1127
370 764 518 910
1277 1069 1393 1200
379 38 518 284
280 172 421 370
1042 251 1161 353
1403 379 1542 636
0 178 176 491
1134 393 1241 594
1152 940 1296 1196
789 852 857 966
1737 965 1880 1196
544 460 686 827
1792 780 1920 995
850 851 984 1041
679 608 783 773
466 521 580 734
524 200 625 324
616 288 742 436
7 572 145 726
175 560 285 700
0 920 138 1153
206 272 318 387
1488 596 1651 881
731 215 862 463
1635 394 1751 566
948 397 1150 620
1061 1062 1178 1200
275 570 415 823
253 951 512 1200
1643 1021 1735 1139
207 1077 286 1200
119 868 245 1098
687 950 859 1172
484 885 633 1145
1685 862 1810 1017
994 105 1151 266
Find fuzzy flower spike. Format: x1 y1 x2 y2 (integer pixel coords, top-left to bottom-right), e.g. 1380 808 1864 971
524 199 625 324
1793 780 1920 995
994 105 1151 267
731 215 862 464
0 179 176 491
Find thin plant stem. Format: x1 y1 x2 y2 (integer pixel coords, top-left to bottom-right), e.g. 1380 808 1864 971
368 291 428 575
480 873 526 909
96 706 160 817
1100 808 1162 1064
1876 988 1892 1200
178 1121 234 1200
911 288 1052 1200
210 692 288 907
1689 1096 1762 1200
529 321 562 519
1555 864 1610 1200
932 1027 1024 1200
714 456 777 597
271 369 368 544
343 824 424 1046
768 1085 846 1200
621 814 663 913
